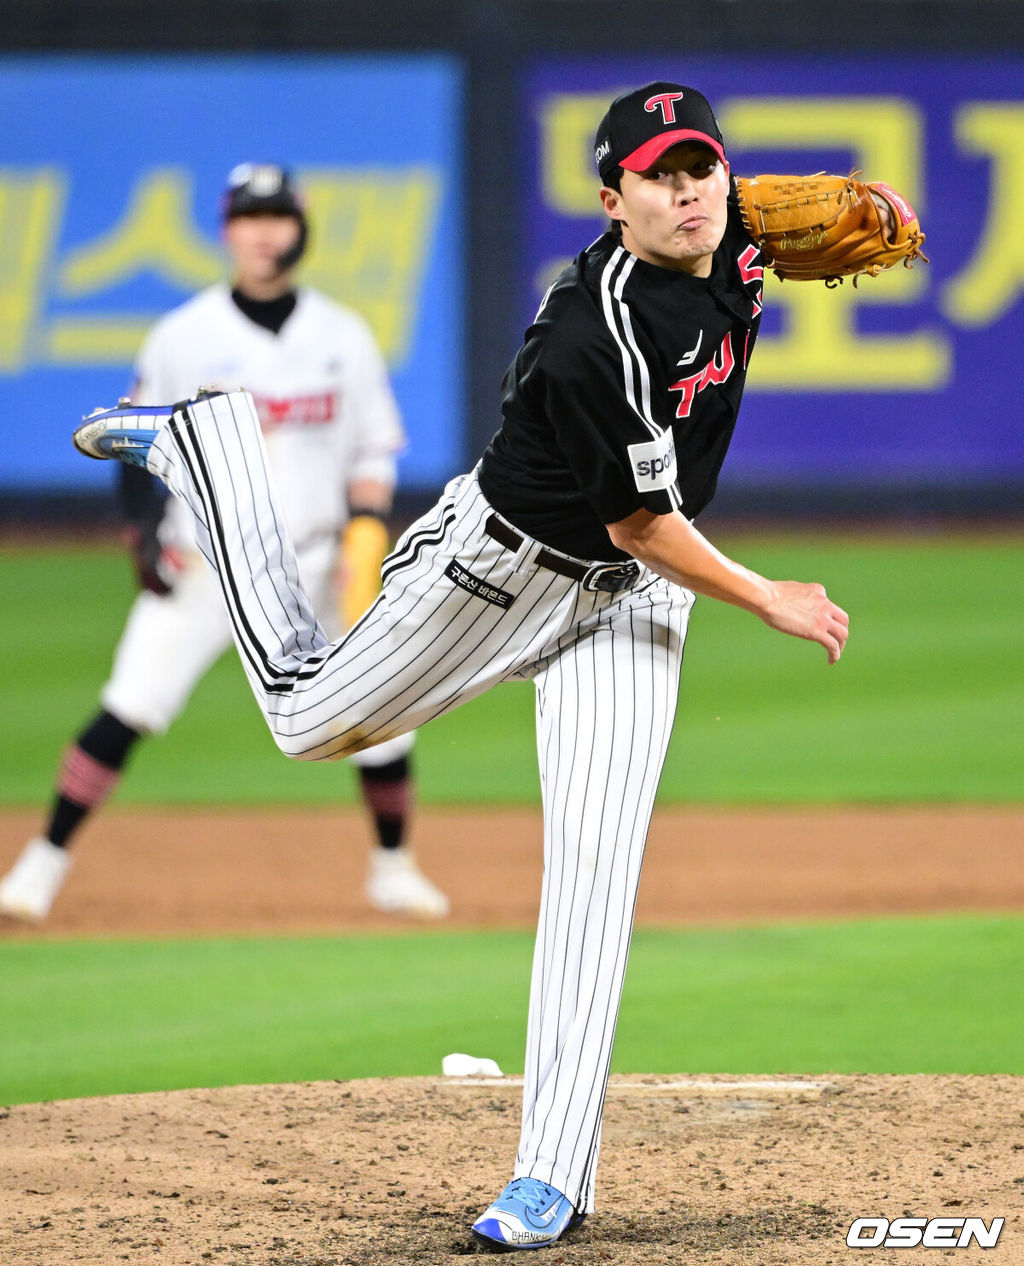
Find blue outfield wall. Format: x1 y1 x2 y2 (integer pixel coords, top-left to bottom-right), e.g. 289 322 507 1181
0 55 464 497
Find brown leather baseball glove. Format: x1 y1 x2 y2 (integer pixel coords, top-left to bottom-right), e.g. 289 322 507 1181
734 172 928 286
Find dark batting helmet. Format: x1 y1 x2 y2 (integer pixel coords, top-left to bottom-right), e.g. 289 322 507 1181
222 162 308 272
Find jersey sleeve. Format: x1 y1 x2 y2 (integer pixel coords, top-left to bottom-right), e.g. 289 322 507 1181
340 313 406 490
536 307 682 525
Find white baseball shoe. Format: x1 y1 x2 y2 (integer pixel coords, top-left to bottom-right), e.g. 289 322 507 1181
0 837 72 921
366 846 450 918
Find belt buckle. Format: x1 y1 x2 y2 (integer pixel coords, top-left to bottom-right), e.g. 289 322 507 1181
582 561 639 593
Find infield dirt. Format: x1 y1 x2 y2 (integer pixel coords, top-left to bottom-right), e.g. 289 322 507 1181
1 804 1022 1263
0 804 1022 937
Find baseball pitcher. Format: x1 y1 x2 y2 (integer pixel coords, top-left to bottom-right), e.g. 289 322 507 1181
67 84 924 1249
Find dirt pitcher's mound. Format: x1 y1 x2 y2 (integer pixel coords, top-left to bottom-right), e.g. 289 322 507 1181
2 1074 1020 1265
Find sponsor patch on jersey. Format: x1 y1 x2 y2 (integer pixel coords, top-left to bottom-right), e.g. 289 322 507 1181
628 431 677 492
444 560 515 608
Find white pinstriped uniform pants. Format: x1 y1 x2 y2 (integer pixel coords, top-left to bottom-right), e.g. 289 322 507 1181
148 391 693 1212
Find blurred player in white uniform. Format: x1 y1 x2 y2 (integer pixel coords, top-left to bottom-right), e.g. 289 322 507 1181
0 163 448 923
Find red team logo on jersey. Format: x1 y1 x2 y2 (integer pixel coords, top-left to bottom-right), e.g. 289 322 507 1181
736 244 764 367
668 246 763 412
252 392 336 427
669 332 736 419
737 244 764 313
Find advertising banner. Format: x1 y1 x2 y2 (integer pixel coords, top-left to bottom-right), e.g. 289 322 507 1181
0 56 463 492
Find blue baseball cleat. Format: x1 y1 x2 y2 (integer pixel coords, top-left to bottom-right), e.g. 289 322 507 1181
471 1177 585 1251
72 398 177 468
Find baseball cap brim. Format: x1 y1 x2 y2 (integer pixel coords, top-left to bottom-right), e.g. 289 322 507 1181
620 129 726 172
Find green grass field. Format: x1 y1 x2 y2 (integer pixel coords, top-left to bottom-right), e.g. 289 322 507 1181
1 531 1021 1105
2 913 1022 1106
2 531 1022 805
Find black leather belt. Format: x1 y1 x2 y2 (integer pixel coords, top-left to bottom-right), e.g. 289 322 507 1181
484 513 639 594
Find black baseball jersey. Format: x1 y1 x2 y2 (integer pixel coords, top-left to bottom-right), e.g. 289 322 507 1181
479 202 763 561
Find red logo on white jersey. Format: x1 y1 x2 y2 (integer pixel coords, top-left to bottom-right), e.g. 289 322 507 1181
669 332 735 419
645 92 685 125
253 392 336 428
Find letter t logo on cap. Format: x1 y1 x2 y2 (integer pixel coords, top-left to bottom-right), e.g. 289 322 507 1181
645 92 685 125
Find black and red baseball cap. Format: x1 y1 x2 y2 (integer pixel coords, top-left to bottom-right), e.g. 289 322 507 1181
594 82 726 183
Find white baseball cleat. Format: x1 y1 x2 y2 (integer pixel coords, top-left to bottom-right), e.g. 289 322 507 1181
366 846 450 918
0 837 73 921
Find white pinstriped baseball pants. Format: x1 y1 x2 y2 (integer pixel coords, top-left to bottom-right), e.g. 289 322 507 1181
148 391 693 1213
